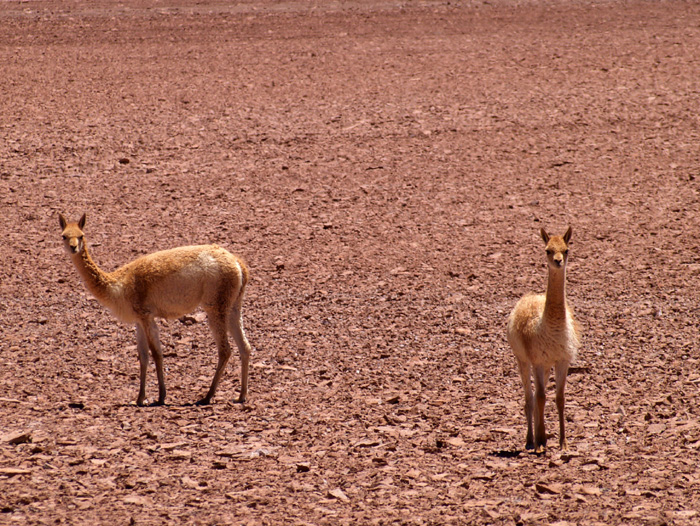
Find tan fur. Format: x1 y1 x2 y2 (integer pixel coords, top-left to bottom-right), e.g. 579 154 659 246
59 213 252 406
506 226 581 453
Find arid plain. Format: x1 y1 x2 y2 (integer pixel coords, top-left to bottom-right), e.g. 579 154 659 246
2 0 700 524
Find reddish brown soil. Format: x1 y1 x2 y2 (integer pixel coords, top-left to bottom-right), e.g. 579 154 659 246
2 1 700 524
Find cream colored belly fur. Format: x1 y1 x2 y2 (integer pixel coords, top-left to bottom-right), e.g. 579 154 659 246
507 293 579 367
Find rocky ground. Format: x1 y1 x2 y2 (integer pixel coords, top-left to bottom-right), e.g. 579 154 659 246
2 0 700 524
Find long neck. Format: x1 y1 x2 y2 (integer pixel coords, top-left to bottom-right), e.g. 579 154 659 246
71 244 115 305
543 265 567 324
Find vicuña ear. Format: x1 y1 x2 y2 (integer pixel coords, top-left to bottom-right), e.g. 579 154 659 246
563 226 572 244
540 228 550 244
59 213 67 231
78 213 87 230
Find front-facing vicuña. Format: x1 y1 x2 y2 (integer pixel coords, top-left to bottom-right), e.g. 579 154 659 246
59 213 252 406
506 227 581 453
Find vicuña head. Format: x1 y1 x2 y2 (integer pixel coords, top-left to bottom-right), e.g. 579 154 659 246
542 226 571 270
60 213 86 255
506 226 581 454
59 213 252 407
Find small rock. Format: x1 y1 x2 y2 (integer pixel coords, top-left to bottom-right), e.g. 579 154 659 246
123 495 149 505
0 467 31 476
384 394 400 404
4 432 32 445
328 488 350 503
446 436 465 447
579 485 602 496
535 482 564 494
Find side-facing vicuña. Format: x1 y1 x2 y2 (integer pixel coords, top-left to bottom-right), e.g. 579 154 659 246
506 226 581 453
59 213 252 407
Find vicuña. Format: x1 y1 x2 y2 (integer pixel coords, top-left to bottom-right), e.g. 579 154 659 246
506 226 581 453
59 213 252 406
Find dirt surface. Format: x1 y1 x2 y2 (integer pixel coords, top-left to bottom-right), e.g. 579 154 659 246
2 0 700 524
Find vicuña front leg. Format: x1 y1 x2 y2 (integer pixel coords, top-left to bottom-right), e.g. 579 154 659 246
136 320 167 406
516 358 535 450
555 360 569 450
135 324 150 407
533 365 548 453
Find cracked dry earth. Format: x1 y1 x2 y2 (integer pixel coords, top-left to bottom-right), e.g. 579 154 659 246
2 0 700 524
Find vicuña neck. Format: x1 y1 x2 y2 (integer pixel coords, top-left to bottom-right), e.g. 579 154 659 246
72 244 115 304
543 266 567 323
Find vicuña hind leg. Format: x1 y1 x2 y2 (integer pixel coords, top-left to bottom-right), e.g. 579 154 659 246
228 301 251 403
196 311 232 405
